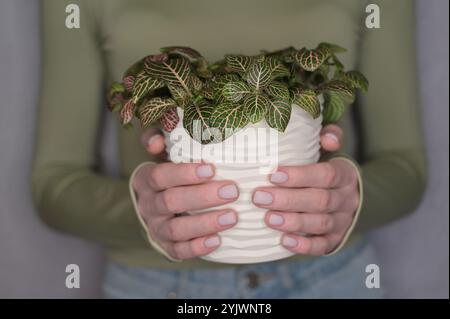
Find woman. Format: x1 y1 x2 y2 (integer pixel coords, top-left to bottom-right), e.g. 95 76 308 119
32 0 426 298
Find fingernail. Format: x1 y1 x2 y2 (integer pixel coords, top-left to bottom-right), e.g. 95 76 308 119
268 214 284 226
196 165 214 178
204 236 220 248
270 171 288 183
147 135 159 147
218 211 237 226
324 133 339 143
282 236 298 248
253 191 273 205
218 184 238 199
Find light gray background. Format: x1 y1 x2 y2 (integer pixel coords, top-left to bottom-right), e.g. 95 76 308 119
0 0 448 298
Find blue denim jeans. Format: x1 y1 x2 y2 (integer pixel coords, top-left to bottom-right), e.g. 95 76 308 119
103 240 384 299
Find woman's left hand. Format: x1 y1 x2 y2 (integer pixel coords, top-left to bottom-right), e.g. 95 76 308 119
252 124 360 256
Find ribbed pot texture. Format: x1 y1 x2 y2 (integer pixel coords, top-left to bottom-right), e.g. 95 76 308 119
164 104 322 264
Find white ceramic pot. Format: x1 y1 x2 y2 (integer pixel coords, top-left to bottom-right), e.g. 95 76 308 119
164 103 322 264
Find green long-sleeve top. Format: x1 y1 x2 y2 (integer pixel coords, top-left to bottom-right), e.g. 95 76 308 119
32 0 427 268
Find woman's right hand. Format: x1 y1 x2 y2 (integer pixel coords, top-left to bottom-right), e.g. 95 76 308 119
131 129 239 260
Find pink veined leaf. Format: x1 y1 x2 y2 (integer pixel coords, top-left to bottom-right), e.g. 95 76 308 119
120 100 135 125
145 53 169 63
159 107 180 132
123 75 135 92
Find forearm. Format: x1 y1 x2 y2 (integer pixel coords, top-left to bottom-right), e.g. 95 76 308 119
32 0 147 249
31 164 147 248
356 149 427 233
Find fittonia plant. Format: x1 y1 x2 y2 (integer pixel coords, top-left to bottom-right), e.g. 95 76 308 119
107 44 368 144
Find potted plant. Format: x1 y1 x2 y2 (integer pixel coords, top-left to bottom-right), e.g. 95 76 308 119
108 44 368 264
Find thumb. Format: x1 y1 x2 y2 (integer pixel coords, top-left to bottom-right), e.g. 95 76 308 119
141 127 166 156
320 124 343 152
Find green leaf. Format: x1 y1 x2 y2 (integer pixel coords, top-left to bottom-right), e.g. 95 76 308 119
122 122 134 130
251 54 266 63
139 97 176 128
168 84 190 107
211 74 241 99
264 81 290 102
210 102 250 141
341 71 369 92
265 99 291 132
144 57 193 94
131 71 165 104
111 99 124 113
225 55 254 73
322 93 346 124
292 89 321 119
160 46 203 60
294 48 327 72
107 85 125 112
222 81 252 103
183 101 215 144
330 55 344 72
315 64 330 80
190 74 204 92
242 94 270 123
266 57 290 78
111 82 125 93
212 74 241 89
266 46 297 59
245 62 273 90
195 59 213 78
123 59 145 79
289 86 306 101
318 42 347 54
318 80 355 104
202 87 215 100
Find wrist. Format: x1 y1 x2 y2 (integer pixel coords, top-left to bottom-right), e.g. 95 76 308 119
324 156 364 255
129 162 181 262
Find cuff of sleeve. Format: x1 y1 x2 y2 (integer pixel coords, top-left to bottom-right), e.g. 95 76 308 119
322 154 364 256
129 162 181 263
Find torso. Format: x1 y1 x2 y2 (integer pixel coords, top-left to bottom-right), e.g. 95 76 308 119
92 0 365 174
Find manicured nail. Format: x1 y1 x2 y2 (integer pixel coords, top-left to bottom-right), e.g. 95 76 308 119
253 191 273 205
218 211 237 226
270 171 288 183
204 236 220 248
147 135 160 147
268 214 284 226
196 164 214 178
282 236 298 248
218 184 238 199
324 133 339 143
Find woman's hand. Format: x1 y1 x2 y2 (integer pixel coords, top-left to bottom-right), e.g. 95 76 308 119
133 129 239 260
252 124 359 256
139 124 353 258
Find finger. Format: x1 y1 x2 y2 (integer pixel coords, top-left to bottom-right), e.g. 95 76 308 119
281 234 332 256
143 162 215 191
252 187 342 213
329 212 355 235
158 209 237 242
269 161 351 188
147 135 166 156
141 127 166 155
154 181 239 215
320 124 343 152
265 211 334 235
167 235 221 260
